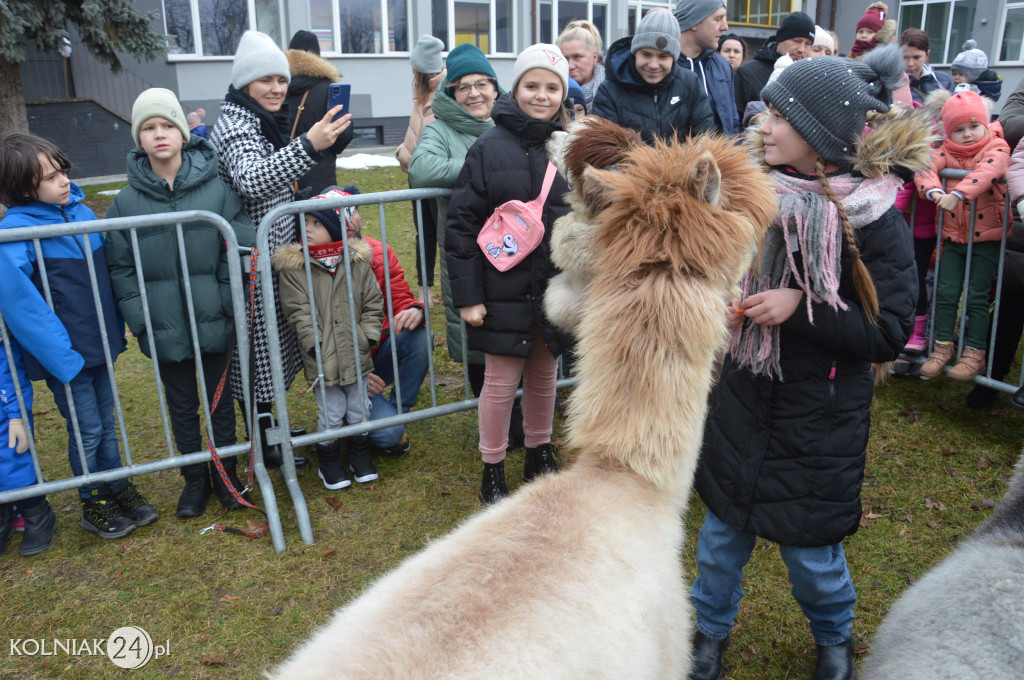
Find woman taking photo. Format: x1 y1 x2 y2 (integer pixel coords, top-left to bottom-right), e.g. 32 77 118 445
210 30 351 474
444 44 572 504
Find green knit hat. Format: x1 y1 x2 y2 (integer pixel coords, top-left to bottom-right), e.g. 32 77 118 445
443 43 497 98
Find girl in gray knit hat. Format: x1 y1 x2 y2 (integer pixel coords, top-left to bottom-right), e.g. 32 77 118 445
687 44 935 680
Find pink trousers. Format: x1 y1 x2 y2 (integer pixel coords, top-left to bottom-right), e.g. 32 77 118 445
478 327 559 464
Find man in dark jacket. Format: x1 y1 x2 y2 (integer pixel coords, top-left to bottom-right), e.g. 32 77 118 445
676 0 739 134
592 10 715 144
285 30 354 193
733 11 815 120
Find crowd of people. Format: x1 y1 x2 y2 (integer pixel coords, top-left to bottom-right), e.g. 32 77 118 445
1 4 1023 678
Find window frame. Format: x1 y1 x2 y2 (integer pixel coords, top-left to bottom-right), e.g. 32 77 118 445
537 1 610 45
897 0 977 66
995 1 1024 65
439 0 517 56
163 0 287 60
726 0 800 29
318 0 412 56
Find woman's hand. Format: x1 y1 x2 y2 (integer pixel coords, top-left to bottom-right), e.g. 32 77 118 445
306 108 352 151
739 289 803 326
461 304 487 327
726 299 746 330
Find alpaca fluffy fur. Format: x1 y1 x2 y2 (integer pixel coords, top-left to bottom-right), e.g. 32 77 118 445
266 128 775 680
861 450 1024 679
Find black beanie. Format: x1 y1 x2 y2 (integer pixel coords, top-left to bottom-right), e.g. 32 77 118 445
775 12 815 44
288 30 320 56
306 187 351 242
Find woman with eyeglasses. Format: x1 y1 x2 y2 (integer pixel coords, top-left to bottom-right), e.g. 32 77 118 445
409 43 502 404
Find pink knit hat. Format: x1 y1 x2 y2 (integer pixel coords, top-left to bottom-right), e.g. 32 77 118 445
941 91 989 135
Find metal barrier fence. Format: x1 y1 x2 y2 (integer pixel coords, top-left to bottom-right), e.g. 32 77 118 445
1 178 1019 553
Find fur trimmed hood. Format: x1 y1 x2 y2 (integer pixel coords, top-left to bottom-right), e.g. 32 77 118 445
272 237 372 271
285 49 341 83
746 104 937 179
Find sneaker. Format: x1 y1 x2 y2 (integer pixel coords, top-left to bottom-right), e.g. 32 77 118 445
347 434 378 484
382 432 411 458
112 481 159 527
946 346 986 381
81 491 136 539
920 340 954 379
315 442 351 490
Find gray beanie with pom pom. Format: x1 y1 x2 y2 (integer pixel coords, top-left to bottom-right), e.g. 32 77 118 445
951 39 988 82
760 43 905 164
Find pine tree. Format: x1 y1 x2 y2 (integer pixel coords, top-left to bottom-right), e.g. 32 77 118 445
0 0 166 138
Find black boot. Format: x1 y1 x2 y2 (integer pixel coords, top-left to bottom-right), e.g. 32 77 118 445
0 503 14 557
111 480 159 527
289 427 310 469
81 489 136 539
1012 384 1024 410
347 434 378 484
210 458 246 511
315 440 350 490
523 443 559 482
813 638 857 680
689 631 728 680
479 460 509 505
257 411 283 469
176 463 211 517
18 498 57 556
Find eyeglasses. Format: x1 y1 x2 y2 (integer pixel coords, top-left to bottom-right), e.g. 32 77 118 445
454 79 495 95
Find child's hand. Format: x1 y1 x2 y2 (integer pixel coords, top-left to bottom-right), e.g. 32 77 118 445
740 289 803 326
461 304 487 327
306 109 352 151
936 193 961 213
726 299 746 329
8 418 29 454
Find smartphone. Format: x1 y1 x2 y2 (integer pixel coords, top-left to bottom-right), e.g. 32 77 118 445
328 83 351 122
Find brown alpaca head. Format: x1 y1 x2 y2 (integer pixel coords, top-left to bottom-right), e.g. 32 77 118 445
548 118 644 216
584 134 776 289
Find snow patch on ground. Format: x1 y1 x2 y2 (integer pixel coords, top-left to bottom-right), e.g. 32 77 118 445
336 154 399 170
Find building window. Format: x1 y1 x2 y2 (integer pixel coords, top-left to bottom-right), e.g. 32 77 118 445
310 0 410 54
998 2 1024 63
627 2 677 34
433 0 514 54
898 0 977 65
539 1 609 44
726 0 799 28
164 0 285 56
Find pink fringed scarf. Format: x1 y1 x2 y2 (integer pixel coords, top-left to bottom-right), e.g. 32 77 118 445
728 170 903 379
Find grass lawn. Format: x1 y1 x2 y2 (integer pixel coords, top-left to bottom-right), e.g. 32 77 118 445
1 166 1021 679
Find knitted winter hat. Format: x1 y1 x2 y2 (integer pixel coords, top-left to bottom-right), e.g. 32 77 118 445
951 40 988 82
566 77 586 108
767 54 793 83
857 3 888 34
631 11 681 58
411 35 445 74
674 0 725 32
443 43 497 98
288 30 320 55
305 187 352 243
941 90 990 135
813 26 835 54
512 43 569 97
761 43 905 164
131 88 190 147
775 11 815 44
231 30 291 90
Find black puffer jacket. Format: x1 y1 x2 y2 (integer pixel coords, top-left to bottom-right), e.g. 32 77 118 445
591 36 715 144
444 94 572 358
734 40 780 120
285 49 354 193
696 202 917 547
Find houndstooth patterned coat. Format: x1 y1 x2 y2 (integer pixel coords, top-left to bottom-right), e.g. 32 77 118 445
210 100 316 403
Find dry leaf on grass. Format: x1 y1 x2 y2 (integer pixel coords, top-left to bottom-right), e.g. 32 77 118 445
326 496 342 511
218 594 241 604
200 655 225 665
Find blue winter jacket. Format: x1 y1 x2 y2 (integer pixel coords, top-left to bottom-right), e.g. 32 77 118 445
0 338 36 491
0 183 123 383
678 49 740 134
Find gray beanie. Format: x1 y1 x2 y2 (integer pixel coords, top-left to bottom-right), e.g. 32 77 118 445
411 35 445 75
760 43 905 164
674 0 726 32
632 11 681 58
512 43 569 97
231 30 291 90
131 88 190 147
951 39 988 82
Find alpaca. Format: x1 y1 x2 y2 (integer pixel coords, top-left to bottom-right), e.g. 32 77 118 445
860 450 1024 679
267 130 776 680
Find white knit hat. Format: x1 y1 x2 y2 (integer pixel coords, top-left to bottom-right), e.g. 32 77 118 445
813 26 835 55
512 43 569 97
231 31 291 90
131 88 189 147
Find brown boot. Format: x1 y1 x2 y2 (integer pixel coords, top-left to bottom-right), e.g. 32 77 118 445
920 341 954 379
947 346 986 381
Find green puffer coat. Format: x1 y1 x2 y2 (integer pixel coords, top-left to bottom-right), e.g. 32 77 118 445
274 240 384 387
409 84 497 365
106 135 256 363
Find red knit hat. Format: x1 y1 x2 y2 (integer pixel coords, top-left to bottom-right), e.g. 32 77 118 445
857 5 887 33
941 91 989 136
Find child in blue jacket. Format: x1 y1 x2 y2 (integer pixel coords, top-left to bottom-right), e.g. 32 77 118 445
0 335 58 556
0 133 157 541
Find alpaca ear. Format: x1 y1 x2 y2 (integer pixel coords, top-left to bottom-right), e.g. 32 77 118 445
689 152 722 208
580 165 618 196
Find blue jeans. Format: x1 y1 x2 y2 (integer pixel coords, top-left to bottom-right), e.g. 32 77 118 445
689 509 857 646
368 325 430 448
46 365 126 500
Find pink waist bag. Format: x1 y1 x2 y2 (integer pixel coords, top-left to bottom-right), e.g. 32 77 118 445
477 162 557 272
